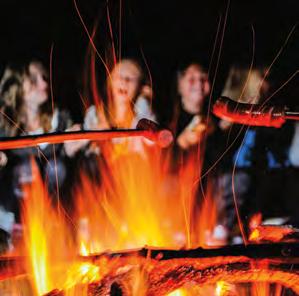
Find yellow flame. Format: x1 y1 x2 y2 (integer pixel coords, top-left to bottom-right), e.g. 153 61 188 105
74 141 218 254
22 160 54 294
20 127 219 294
22 159 94 294
167 289 188 296
216 281 228 296
64 262 100 289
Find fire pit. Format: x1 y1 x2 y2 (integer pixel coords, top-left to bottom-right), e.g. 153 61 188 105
1 243 299 295
0 122 298 295
84 243 299 295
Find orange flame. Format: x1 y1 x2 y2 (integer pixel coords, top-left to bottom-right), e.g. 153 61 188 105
21 159 102 294
248 213 295 243
74 150 182 252
22 159 56 294
73 137 219 255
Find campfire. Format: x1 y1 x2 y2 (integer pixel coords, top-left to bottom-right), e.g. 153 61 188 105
0 125 298 295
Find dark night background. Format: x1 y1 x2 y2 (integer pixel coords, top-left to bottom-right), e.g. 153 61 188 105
0 0 298 123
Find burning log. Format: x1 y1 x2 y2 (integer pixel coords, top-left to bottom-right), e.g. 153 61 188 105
83 242 299 261
83 243 299 295
34 243 299 295
2 243 299 295
43 289 64 296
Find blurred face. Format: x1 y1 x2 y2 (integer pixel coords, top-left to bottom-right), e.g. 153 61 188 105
22 62 48 106
110 60 142 105
178 64 210 113
238 69 270 104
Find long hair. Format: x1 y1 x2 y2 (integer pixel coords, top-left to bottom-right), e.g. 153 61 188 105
0 60 53 136
105 58 145 127
170 61 209 133
20 60 53 133
0 65 23 136
222 65 268 104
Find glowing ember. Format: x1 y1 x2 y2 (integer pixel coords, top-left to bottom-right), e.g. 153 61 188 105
1 141 296 296
167 289 188 296
216 281 236 296
11 135 222 295
1 103 296 296
248 214 297 243
64 262 101 289
8 138 298 296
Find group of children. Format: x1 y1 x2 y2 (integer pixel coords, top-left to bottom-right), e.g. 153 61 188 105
0 56 298 250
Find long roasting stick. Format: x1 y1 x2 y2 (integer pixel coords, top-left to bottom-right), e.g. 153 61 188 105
213 96 299 128
0 130 146 150
0 119 173 150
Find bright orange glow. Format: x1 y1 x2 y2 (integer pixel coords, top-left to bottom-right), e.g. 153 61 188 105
167 289 188 296
21 159 101 294
16 136 219 294
64 262 100 289
249 225 295 242
74 152 180 252
216 281 236 296
249 213 262 230
1 6 297 296
249 213 295 243
166 284 221 296
166 287 207 296
14 138 297 296
216 281 226 296
22 159 56 294
73 142 218 254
